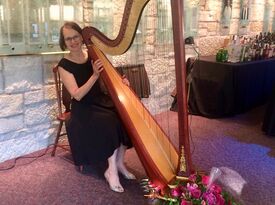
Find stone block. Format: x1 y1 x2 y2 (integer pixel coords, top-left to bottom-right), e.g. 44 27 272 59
207 22 218 32
0 129 26 142
145 58 170 75
0 72 3 93
205 0 221 12
231 8 240 19
0 122 54 142
0 94 23 117
43 84 56 101
146 35 155 45
0 115 24 134
198 36 226 56
24 90 44 105
3 56 43 93
230 21 239 34
146 17 157 29
0 128 54 163
199 11 216 22
25 102 54 126
198 28 209 37
111 55 128 67
250 5 265 21
250 22 264 32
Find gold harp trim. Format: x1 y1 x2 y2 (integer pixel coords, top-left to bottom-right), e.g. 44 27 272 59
83 0 150 55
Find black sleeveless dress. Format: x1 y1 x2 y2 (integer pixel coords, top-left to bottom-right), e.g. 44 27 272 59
58 58 132 166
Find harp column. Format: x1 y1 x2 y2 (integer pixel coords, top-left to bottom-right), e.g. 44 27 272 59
170 0 192 176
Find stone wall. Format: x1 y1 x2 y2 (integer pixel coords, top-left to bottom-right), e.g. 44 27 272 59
197 0 275 56
0 54 63 163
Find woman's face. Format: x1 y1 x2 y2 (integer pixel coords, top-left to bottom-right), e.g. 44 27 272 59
62 27 83 52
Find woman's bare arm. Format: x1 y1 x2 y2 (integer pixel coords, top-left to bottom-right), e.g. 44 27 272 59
59 59 103 101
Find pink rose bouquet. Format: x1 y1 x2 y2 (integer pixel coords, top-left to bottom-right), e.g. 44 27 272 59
145 172 241 205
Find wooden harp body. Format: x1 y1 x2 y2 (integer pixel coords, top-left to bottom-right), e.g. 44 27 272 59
82 0 191 190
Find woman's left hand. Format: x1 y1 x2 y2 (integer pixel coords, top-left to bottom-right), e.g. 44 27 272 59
122 75 130 86
92 59 104 78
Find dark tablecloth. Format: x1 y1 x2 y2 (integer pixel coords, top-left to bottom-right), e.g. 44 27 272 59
262 84 275 136
188 56 275 118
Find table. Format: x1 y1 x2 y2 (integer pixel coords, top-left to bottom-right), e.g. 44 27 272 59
188 56 275 118
262 84 275 136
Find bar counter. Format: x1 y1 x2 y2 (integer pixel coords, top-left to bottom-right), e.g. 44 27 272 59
188 56 275 118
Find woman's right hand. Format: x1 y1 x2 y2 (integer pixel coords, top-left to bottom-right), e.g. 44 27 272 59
92 59 104 78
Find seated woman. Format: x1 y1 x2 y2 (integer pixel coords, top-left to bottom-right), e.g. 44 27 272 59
57 21 136 193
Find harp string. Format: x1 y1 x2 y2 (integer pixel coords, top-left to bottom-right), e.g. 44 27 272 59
92 45 177 172
155 0 176 161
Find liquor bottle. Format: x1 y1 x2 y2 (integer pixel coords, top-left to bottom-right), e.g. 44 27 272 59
216 49 223 62
268 44 273 58
227 35 236 62
232 36 242 62
247 46 253 61
250 43 257 61
240 45 246 62
259 32 263 41
263 44 269 59
254 43 260 60
259 44 264 60
222 49 229 62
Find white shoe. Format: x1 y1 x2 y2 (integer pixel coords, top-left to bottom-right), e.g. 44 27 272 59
104 171 124 193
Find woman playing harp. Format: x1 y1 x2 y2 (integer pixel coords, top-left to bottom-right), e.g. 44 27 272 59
57 21 136 193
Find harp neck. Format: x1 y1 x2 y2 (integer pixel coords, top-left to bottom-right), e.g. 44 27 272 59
82 0 150 56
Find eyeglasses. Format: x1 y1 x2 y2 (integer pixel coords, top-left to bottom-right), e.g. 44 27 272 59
64 35 81 42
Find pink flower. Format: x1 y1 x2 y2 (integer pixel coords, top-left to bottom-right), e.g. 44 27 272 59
201 200 207 205
187 183 201 199
215 194 225 205
171 185 184 197
202 192 217 205
189 174 197 182
181 200 191 205
191 189 202 199
209 184 222 194
187 182 198 190
202 175 209 186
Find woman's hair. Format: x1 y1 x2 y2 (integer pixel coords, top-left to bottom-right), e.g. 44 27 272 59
59 21 82 51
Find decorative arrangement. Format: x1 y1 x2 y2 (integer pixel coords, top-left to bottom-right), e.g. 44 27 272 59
142 168 241 205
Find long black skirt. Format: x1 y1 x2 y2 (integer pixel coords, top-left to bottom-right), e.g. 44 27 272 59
66 100 132 166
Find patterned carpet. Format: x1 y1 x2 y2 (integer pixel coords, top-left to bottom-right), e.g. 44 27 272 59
0 105 274 205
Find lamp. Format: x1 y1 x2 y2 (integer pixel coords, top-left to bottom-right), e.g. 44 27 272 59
185 36 195 45
185 36 199 57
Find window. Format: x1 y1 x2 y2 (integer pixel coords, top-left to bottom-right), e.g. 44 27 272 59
156 0 173 44
0 0 83 55
184 0 199 37
92 0 113 38
156 0 199 44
